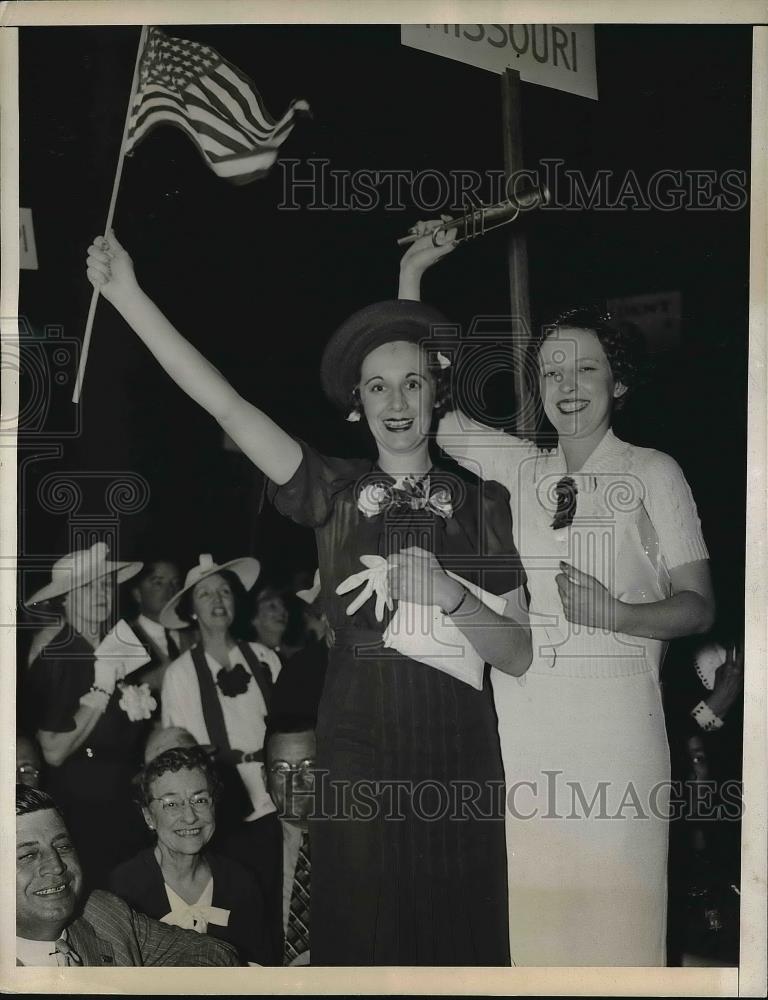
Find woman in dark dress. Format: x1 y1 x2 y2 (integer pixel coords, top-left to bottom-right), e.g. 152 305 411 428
23 542 151 888
85 232 533 965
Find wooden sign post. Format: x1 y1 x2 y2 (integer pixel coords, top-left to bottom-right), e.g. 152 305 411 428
500 68 532 435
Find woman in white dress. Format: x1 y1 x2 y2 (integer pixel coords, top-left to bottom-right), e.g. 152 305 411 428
399 225 715 966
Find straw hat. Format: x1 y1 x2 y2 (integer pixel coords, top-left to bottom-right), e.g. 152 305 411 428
27 542 142 606
159 553 261 629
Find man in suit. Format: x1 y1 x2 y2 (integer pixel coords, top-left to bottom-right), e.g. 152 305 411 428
15 785 238 967
127 559 195 694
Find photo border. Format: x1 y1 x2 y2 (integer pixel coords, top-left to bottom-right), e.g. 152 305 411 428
1 2 765 995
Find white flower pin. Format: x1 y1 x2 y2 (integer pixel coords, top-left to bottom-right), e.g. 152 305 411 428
118 681 157 721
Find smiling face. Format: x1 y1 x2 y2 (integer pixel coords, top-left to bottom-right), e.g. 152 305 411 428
191 573 234 634
358 341 436 457
16 809 83 940
143 766 216 858
134 561 181 621
64 574 112 630
538 327 627 442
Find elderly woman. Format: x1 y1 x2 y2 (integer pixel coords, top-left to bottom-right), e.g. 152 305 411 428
109 745 274 965
23 542 152 887
157 554 284 958
401 226 716 966
85 231 531 966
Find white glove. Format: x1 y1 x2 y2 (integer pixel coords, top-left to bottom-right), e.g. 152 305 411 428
335 555 392 621
92 657 124 694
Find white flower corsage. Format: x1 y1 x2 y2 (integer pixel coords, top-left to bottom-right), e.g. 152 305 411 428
428 487 453 517
357 482 391 518
118 682 157 721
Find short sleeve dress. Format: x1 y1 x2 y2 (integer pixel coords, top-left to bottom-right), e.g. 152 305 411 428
438 412 710 966
269 441 526 966
25 629 152 887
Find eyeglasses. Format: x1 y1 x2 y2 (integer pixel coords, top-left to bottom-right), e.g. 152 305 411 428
150 793 213 813
268 760 315 780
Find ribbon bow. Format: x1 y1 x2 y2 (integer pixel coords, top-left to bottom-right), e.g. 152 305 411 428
216 662 251 697
357 476 453 520
551 476 578 530
160 905 230 933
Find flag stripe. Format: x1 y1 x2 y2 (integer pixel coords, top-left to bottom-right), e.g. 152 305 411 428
129 107 239 162
197 72 274 141
216 61 277 129
129 101 239 158
210 149 277 178
183 91 258 148
131 89 257 157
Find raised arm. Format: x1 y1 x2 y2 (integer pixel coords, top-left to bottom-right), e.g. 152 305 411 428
86 233 301 485
397 220 529 485
397 216 456 302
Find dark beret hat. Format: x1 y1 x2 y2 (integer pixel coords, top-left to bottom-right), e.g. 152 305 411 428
320 299 452 411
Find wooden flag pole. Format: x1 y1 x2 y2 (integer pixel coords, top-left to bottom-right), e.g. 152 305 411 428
500 68 533 437
72 24 149 404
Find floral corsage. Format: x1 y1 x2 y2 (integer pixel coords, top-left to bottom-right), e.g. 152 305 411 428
356 476 453 519
117 681 157 721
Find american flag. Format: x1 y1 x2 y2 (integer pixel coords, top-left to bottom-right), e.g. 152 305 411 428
124 27 309 185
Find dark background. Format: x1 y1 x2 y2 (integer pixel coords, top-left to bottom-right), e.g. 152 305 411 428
18 23 750 630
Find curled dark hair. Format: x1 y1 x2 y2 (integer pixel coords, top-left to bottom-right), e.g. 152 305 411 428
175 568 253 639
16 784 62 817
138 746 221 808
538 306 647 410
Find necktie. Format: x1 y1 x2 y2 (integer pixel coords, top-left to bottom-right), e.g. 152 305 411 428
284 830 311 965
165 629 180 661
551 476 578 530
54 937 82 966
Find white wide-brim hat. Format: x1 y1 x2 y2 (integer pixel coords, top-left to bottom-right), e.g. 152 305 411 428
159 553 261 630
27 542 142 606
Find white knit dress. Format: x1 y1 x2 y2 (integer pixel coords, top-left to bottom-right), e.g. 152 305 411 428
439 416 709 966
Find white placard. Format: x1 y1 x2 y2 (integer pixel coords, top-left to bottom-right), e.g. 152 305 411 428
19 206 38 269
402 24 597 101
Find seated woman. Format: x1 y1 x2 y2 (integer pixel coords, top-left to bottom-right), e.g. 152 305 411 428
109 745 274 965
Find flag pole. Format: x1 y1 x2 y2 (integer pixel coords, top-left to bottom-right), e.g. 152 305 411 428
72 24 149 403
